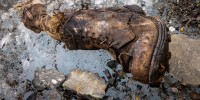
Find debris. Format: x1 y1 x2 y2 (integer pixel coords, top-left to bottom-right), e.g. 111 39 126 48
107 60 118 70
156 0 200 38
32 68 65 90
47 89 62 100
24 92 36 100
109 77 116 86
103 69 112 79
169 26 175 32
136 85 142 90
28 89 62 100
135 95 140 100
62 69 108 99
117 70 125 79
171 87 179 94
179 27 184 32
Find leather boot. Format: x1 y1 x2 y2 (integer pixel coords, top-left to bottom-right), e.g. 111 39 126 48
60 5 169 86
22 4 169 86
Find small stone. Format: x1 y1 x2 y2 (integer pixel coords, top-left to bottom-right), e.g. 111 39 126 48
103 69 112 79
135 95 140 100
6 72 19 87
107 60 118 70
169 26 175 32
62 69 108 99
121 82 126 86
24 92 36 100
33 89 62 100
32 68 65 90
109 77 116 86
136 85 142 90
117 70 125 79
47 89 62 100
51 79 58 84
171 87 179 94
179 27 184 32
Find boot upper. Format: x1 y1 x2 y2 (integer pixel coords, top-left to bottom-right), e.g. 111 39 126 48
61 10 136 50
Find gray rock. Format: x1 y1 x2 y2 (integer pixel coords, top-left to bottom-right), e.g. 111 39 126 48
28 89 62 100
24 91 36 100
62 69 108 99
169 34 200 85
32 68 65 90
35 89 61 100
47 89 62 100
171 87 179 94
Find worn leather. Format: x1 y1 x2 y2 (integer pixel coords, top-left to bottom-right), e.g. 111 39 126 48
22 4 168 86
62 10 136 49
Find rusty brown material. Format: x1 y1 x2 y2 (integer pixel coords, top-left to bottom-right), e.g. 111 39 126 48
21 4 169 86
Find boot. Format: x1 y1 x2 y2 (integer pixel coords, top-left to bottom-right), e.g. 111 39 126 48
22 4 169 86
128 16 168 86
60 5 169 86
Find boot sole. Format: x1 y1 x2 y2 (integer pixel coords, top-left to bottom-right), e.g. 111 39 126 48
148 18 168 86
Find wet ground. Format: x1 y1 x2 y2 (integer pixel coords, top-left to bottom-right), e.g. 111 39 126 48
0 0 200 100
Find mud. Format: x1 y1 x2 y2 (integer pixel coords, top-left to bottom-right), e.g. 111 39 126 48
0 0 200 100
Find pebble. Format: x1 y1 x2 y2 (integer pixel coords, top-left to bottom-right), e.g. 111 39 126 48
169 26 176 32
32 68 65 90
171 87 179 94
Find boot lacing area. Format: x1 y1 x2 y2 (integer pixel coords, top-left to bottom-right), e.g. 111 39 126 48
59 13 119 49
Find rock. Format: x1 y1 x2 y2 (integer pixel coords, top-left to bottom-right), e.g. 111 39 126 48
109 77 116 86
6 72 19 86
47 89 62 100
107 60 118 70
62 69 108 99
32 68 65 90
116 70 125 79
103 69 112 79
169 34 200 85
28 89 62 100
136 85 142 90
171 87 179 94
25 92 36 100
169 26 176 32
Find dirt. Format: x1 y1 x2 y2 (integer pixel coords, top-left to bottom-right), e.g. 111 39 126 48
154 0 200 38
